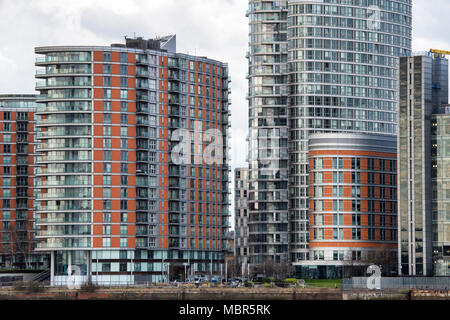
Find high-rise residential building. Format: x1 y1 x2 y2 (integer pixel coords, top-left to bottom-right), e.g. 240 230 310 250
398 53 449 276
308 133 398 278
0 95 48 270
234 168 250 267
432 108 450 276
247 0 290 266
247 0 412 274
34 36 231 285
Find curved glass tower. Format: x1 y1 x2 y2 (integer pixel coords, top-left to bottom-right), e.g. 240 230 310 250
247 0 412 269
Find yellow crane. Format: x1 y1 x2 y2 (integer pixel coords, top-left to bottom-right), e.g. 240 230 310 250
430 49 450 57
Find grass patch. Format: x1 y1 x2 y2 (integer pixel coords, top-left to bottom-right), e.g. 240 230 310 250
305 279 342 289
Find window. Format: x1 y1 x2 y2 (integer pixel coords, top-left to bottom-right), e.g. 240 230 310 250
351 158 361 170
103 113 112 124
352 214 361 226
120 77 128 87
3 166 11 175
3 134 11 142
120 65 128 75
120 89 128 99
103 101 112 111
120 238 128 248
103 89 112 99
352 251 362 261
333 157 343 169
120 163 128 173
103 64 112 74
103 225 111 235
3 189 11 198
103 76 112 86
121 151 128 161
120 102 128 112
104 138 112 148
103 163 112 173
18 112 28 120
314 250 324 261
103 188 112 198
120 126 128 137
3 112 11 120
103 200 111 210
2 200 11 209
120 225 128 235
121 175 128 185
120 52 128 62
3 145 11 153
103 175 111 185
121 138 128 149
120 114 128 124
121 212 128 223
103 52 112 62
103 150 112 161
352 228 361 240
102 238 111 248
103 212 111 223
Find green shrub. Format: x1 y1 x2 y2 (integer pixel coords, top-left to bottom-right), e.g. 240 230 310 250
244 281 254 288
284 278 298 284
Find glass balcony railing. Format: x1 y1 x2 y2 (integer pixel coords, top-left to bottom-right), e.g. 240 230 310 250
38 188 92 199
36 177 91 187
38 228 91 237
136 69 149 77
36 213 91 224
36 78 91 88
168 60 179 68
36 65 92 76
38 141 92 150
39 154 92 162
39 117 92 125
37 238 91 249
136 55 149 64
36 52 91 63
40 102 92 113
36 203 92 212
37 127 92 138
136 93 148 101
38 89 91 100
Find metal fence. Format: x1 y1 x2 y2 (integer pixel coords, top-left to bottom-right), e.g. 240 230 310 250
342 277 450 290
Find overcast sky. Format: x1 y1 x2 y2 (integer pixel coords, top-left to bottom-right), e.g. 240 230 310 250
0 0 448 170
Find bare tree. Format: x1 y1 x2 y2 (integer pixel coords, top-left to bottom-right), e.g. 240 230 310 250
7 224 32 270
252 260 292 280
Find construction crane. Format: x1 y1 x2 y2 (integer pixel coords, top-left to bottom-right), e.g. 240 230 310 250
430 49 450 57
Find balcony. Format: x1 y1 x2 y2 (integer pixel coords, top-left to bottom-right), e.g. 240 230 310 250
168 59 179 69
136 69 149 78
35 53 92 65
136 55 149 65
